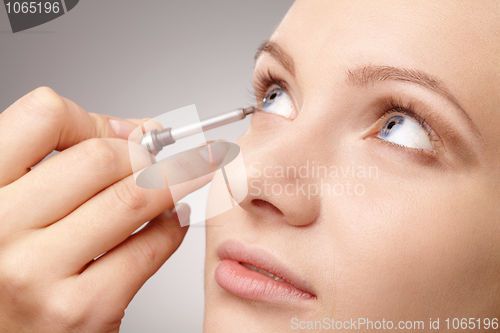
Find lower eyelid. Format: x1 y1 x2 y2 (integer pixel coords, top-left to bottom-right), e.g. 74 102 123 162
261 89 298 120
362 115 446 160
371 136 442 166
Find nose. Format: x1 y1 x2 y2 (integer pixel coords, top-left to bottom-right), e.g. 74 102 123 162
237 131 322 227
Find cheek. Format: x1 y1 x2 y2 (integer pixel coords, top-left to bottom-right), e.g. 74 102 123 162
244 112 293 143
316 170 500 317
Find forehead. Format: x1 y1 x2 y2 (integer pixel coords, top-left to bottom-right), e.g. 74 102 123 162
277 0 499 61
269 0 500 150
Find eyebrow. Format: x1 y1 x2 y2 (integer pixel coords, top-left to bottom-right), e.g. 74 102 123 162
346 65 481 136
255 40 482 138
255 40 295 76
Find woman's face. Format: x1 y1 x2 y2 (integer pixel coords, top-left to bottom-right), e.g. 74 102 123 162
204 0 500 331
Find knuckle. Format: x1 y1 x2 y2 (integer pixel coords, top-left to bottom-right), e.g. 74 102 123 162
129 237 157 269
110 179 149 212
0 203 13 243
0 253 34 296
0 252 90 332
81 138 118 172
44 293 86 330
28 86 67 122
88 112 109 138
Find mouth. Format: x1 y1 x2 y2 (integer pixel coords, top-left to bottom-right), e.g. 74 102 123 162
215 240 316 304
240 262 286 282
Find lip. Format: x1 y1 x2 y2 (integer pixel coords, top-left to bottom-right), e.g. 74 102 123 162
215 240 316 304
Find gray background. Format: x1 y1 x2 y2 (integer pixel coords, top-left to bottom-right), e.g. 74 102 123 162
0 1 293 332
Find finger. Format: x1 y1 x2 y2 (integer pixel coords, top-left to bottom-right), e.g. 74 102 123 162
42 171 209 274
5 139 223 231
2 138 152 230
33 140 229 271
117 118 163 141
79 203 190 309
136 141 232 189
0 87 150 186
124 118 158 127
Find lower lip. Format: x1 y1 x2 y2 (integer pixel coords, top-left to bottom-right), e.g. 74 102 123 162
215 259 314 303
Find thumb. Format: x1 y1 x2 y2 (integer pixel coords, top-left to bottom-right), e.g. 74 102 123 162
90 115 163 140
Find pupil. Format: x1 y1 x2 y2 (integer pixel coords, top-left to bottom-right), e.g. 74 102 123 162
387 120 396 130
269 92 277 100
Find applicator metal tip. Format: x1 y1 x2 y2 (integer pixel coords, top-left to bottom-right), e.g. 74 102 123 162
243 106 257 115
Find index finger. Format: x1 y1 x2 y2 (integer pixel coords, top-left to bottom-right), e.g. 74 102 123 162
0 87 152 186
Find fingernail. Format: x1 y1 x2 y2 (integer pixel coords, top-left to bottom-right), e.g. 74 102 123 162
109 119 139 139
128 119 164 143
174 203 191 227
144 119 163 131
198 141 230 169
164 206 175 218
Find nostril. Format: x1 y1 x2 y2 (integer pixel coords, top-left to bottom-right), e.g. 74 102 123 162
251 199 284 216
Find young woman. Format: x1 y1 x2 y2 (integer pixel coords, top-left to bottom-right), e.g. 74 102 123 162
203 0 500 331
0 0 498 332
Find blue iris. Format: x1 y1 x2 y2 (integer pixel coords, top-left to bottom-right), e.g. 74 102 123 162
262 88 283 109
379 116 405 139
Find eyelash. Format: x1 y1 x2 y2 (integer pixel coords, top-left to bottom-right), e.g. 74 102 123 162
373 97 443 150
251 71 443 152
251 69 288 106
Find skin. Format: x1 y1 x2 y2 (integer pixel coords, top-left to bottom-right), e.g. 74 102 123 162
0 87 223 332
0 1 498 332
204 0 500 332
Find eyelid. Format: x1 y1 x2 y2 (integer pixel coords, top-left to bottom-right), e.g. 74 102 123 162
252 68 298 118
255 71 442 153
365 115 443 163
253 69 290 103
373 136 442 166
369 97 444 153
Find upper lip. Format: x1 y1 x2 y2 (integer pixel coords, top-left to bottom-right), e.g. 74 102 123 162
217 240 316 298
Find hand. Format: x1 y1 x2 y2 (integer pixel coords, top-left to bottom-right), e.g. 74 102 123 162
0 87 225 333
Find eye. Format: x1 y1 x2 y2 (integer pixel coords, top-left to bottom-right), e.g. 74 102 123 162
378 115 434 151
261 88 296 119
